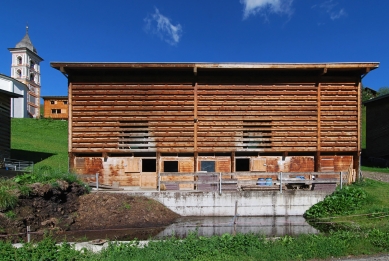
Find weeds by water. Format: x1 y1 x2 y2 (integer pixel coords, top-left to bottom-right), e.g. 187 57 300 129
1 230 388 261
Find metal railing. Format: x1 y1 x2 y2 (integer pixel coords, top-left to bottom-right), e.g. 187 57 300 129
3 158 34 172
158 171 349 194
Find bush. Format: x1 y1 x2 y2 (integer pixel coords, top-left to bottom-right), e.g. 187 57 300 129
304 185 367 219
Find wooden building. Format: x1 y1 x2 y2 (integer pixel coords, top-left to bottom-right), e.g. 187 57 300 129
0 88 23 159
42 96 68 119
363 93 389 165
51 62 379 188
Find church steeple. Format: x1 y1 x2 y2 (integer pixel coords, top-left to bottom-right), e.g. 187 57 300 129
8 26 43 118
15 25 38 53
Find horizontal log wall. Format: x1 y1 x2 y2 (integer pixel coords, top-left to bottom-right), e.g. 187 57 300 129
71 84 194 153
197 83 318 152
320 83 358 151
70 82 358 154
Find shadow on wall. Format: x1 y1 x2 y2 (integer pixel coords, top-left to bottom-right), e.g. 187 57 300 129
361 149 389 168
10 149 55 164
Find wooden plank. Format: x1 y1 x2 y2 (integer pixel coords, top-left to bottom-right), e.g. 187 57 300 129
194 82 198 152
251 158 267 171
124 158 140 172
69 83 73 153
140 173 157 188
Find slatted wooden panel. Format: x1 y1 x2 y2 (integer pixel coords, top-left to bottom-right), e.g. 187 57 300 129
71 84 194 153
0 94 11 159
197 84 318 152
320 83 358 151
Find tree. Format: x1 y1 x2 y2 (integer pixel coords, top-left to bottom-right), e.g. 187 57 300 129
362 87 375 102
377 86 389 96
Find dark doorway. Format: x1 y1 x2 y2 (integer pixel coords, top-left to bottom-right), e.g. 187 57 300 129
164 161 178 172
236 158 250 171
142 159 156 172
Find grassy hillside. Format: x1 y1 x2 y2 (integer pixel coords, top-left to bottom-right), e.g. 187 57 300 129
11 118 68 172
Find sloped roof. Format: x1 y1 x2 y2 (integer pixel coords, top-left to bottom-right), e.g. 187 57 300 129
363 93 389 105
14 26 37 53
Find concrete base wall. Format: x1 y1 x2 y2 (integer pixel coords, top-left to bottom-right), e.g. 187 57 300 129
127 190 331 216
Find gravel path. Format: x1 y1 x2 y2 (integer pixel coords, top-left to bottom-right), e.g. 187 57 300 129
361 171 389 183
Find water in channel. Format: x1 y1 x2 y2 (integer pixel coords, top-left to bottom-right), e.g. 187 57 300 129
52 216 317 242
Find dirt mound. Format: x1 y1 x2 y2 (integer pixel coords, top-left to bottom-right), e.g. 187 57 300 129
72 193 180 230
0 182 179 242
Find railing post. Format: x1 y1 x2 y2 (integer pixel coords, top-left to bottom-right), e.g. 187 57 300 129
219 172 222 195
96 173 99 191
158 172 161 192
27 226 31 243
280 172 283 194
340 172 343 189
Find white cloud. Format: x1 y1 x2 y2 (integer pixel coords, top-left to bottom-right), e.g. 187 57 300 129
144 8 182 46
319 0 347 20
240 0 294 19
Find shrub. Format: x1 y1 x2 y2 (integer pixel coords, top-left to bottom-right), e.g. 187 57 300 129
304 185 367 219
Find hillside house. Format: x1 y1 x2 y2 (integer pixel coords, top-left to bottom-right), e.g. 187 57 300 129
51 62 378 189
363 93 389 167
42 96 68 119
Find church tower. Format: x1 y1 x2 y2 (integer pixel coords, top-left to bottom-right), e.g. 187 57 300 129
8 26 43 118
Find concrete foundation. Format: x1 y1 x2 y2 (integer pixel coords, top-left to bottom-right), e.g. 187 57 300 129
125 190 331 216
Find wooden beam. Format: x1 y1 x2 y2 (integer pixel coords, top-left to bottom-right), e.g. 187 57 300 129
69 82 73 154
317 82 321 152
194 82 198 152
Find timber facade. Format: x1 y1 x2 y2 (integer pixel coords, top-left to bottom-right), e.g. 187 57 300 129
51 62 378 189
42 96 68 119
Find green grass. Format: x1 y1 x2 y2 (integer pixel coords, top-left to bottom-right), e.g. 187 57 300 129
0 231 388 261
361 166 389 173
0 178 30 211
11 118 68 172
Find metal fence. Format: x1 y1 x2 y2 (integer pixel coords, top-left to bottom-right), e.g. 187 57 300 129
158 171 351 194
3 158 34 172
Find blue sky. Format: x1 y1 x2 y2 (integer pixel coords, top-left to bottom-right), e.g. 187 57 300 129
0 0 387 96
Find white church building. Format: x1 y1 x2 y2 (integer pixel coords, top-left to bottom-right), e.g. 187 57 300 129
0 73 28 118
6 26 43 118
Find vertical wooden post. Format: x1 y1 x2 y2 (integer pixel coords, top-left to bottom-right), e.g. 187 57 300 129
316 82 321 172
68 82 73 173
157 152 161 191
356 82 362 178
194 152 198 172
193 67 198 156
231 152 235 172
